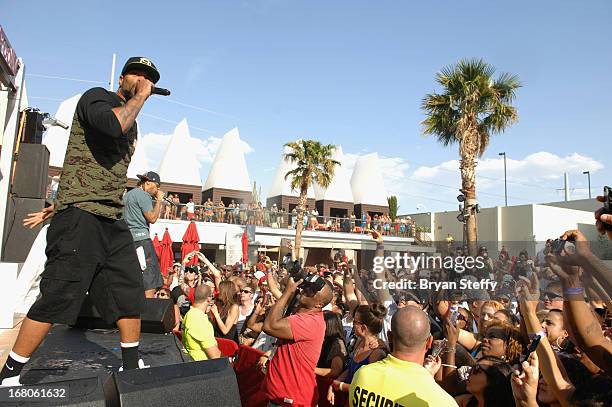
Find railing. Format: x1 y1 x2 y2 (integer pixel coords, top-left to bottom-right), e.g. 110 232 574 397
159 203 431 243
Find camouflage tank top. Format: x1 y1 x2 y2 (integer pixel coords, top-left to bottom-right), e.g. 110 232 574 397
54 87 137 219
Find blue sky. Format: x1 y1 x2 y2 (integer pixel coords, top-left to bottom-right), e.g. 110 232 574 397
4 0 611 213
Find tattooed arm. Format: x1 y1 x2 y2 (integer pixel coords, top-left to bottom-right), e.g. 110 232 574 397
111 78 152 134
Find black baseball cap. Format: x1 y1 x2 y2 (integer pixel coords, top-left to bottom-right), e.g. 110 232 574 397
137 171 161 185
121 57 160 84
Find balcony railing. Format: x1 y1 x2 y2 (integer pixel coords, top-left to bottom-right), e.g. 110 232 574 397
161 203 430 243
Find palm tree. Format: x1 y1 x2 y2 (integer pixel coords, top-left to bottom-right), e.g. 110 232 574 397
421 58 520 255
284 140 340 260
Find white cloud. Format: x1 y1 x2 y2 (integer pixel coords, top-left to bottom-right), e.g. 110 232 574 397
340 150 604 213
407 151 604 210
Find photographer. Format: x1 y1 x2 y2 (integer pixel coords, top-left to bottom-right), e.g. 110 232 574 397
261 271 333 406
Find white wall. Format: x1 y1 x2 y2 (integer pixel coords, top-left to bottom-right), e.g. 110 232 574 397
532 204 595 241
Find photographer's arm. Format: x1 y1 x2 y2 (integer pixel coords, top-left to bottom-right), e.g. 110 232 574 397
559 230 612 294
548 257 612 374
262 278 302 341
266 270 283 300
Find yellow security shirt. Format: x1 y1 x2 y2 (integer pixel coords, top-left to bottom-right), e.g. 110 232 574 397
181 307 217 361
349 354 458 407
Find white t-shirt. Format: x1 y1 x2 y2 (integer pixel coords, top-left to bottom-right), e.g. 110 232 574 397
186 202 195 214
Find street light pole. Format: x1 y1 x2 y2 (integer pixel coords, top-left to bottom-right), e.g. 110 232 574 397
499 152 507 206
583 171 591 199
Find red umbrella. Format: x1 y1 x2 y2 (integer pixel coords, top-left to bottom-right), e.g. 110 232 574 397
241 230 249 265
159 228 174 277
152 233 162 259
181 221 201 266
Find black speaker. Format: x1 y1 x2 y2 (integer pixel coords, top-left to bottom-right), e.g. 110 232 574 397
106 358 241 407
13 143 50 199
75 297 175 334
23 109 45 144
2 197 45 263
3 375 110 406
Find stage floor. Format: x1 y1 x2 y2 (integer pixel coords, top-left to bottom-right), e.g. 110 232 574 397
15 325 190 384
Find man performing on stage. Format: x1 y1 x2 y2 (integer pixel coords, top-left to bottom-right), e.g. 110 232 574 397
0 56 162 386
123 170 165 298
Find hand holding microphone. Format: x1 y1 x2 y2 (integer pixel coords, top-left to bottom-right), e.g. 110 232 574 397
151 86 171 96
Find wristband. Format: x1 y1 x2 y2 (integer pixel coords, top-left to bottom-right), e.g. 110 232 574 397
564 287 584 296
339 382 344 391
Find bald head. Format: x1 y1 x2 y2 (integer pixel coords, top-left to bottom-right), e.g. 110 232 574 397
391 306 431 353
193 284 212 305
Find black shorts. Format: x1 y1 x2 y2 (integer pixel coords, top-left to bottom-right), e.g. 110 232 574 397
27 207 145 325
134 238 163 291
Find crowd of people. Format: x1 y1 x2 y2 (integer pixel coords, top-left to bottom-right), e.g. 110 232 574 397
154 196 612 407
159 197 421 238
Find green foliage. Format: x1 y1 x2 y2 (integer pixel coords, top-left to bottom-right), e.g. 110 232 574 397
421 58 521 156
387 196 398 220
283 140 340 193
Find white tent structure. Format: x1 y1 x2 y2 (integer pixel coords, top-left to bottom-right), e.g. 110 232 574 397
203 128 251 192
42 94 81 167
313 145 354 218
313 145 353 202
351 153 389 216
201 127 253 204
157 119 202 186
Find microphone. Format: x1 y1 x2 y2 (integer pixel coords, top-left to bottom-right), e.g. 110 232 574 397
163 197 175 206
151 86 171 96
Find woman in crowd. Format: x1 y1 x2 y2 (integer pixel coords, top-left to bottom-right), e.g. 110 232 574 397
316 311 348 407
327 303 388 404
210 280 240 344
235 283 255 337
541 308 570 352
457 301 506 356
455 356 514 407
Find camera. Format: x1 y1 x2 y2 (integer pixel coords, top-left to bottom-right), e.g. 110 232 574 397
551 238 566 255
287 260 326 293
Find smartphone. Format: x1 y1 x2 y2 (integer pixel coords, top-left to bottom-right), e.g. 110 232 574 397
521 333 543 363
263 292 272 306
449 305 459 326
603 186 612 231
431 338 448 358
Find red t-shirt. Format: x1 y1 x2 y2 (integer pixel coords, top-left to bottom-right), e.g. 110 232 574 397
262 311 325 407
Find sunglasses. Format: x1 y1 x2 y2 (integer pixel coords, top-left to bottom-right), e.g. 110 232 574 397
541 292 563 300
240 289 253 294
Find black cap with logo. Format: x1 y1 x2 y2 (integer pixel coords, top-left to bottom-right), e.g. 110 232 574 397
121 57 160 84
137 171 161 185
